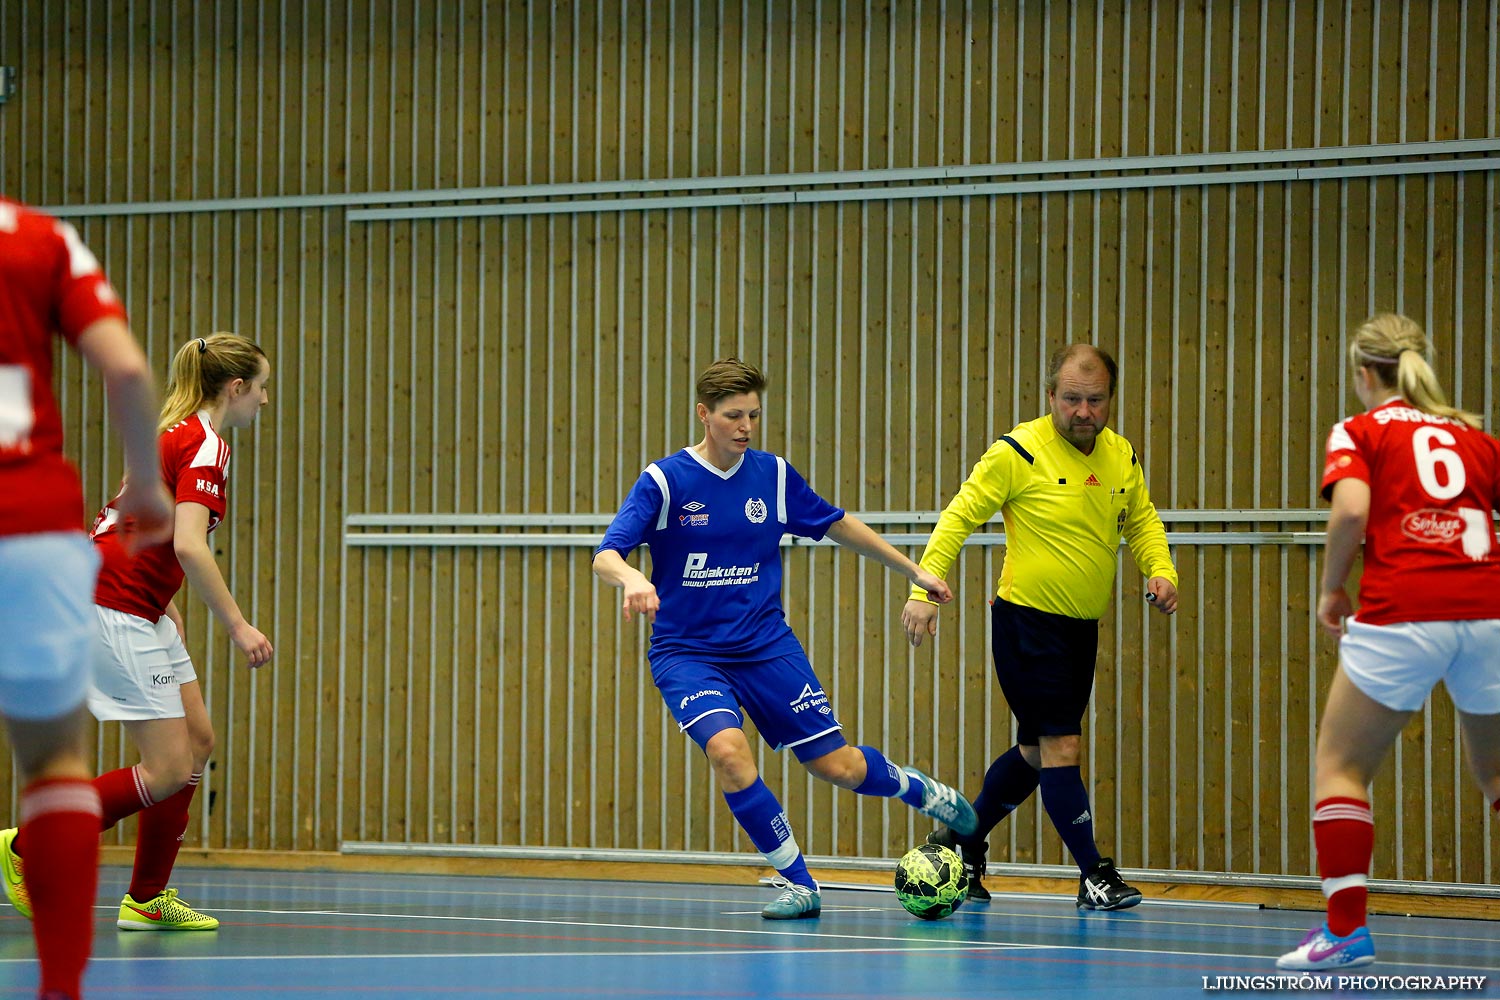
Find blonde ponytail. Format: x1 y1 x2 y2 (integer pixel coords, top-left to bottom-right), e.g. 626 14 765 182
1347 314 1481 430
159 332 268 432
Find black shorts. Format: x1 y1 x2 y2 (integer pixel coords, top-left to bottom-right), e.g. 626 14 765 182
990 597 1100 745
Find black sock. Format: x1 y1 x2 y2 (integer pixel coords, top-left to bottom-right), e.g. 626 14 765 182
1039 765 1101 870
962 745 1040 846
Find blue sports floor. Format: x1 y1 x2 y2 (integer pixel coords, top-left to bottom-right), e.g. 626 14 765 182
0 866 1494 998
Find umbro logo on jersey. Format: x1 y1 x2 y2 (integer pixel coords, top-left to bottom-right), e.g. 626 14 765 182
1084 474 1102 487
678 501 709 527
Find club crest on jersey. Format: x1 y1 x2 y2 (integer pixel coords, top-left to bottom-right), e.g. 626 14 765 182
1400 508 1465 544
744 497 768 524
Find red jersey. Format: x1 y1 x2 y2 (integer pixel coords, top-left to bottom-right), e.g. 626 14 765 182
1321 398 1500 625
91 412 230 621
0 199 129 536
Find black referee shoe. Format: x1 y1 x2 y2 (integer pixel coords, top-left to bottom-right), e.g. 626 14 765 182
1077 857 1142 910
926 828 991 903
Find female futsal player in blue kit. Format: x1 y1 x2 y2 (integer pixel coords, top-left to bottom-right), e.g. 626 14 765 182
593 358 977 919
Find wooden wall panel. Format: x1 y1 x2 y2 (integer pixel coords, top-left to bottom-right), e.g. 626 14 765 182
1 1 1497 887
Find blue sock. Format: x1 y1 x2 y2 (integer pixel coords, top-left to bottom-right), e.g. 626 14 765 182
964 746 1040 846
1039 765 1101 870
850 746 925 808
723 778 815 889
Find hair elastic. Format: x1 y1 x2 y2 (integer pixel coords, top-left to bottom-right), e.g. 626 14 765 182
195 337 208 353
1352 345 1398 366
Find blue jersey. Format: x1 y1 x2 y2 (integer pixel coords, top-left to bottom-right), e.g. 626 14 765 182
596 447 845 665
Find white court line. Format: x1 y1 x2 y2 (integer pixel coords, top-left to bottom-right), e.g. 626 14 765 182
116 895 1500 949
174 906 1052 950
49 904 1499 976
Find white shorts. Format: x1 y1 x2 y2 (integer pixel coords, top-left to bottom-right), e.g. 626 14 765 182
1340 617 1500 714
89 606 197 721
0 532 101 721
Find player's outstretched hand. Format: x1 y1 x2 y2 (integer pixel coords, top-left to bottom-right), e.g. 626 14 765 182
621 579 659 623
1316 587 1352 638
231 621 275 668
901 598 941 648
115 479 174 552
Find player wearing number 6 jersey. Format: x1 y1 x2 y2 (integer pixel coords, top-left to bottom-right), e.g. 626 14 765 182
1278 314 1500 972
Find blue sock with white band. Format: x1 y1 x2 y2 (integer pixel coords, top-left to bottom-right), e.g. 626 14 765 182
724 778 815 889
851 745 929 808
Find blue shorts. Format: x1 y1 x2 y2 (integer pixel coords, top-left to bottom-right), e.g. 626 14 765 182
652 652 847 762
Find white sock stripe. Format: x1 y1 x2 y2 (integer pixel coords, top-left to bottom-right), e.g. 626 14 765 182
131 764 155 808
1314 804 1374 824
1322 873 1368 897
21 783 103 823
764 836 802 871
187 771 203 787
892 765 911 797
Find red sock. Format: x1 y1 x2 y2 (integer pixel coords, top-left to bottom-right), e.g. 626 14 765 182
128 772 199 901
14 765 150 856
93 764 154 831
1313 796 1374 937
22 778 102 1000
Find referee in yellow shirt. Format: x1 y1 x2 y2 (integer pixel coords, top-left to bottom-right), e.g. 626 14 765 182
902 343 1179 910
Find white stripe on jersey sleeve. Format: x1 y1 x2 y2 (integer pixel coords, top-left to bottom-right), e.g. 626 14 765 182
189 413 230 472
1327 419 1357 454
775 456 787 524
645 463 670 531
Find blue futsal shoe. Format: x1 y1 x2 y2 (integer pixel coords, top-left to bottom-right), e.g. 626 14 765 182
903 768 979 837
761 878 821 920
1276 924 1376 970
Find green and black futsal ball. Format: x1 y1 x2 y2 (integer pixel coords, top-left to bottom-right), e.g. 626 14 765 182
894 842 968 919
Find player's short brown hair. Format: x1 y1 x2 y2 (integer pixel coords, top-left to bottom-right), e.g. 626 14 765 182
695 358 767 410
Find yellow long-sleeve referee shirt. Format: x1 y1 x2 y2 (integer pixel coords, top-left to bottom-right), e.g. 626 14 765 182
910 414 1178 620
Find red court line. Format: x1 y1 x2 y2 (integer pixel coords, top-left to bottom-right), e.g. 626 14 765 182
253 919 785 950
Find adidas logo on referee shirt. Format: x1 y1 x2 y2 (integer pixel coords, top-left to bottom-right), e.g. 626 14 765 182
1084 474 1101 486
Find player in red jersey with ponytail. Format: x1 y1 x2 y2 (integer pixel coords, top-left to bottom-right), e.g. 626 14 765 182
0 198 172 1000
1278 314 1500 971
3 332 272 936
